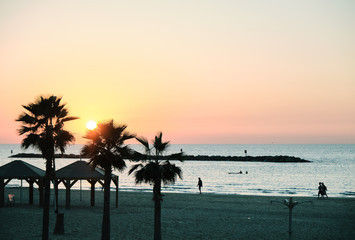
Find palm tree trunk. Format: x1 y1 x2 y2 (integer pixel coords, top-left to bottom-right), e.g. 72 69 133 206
153 181 162 240
101 168 111 240
42 159 51 240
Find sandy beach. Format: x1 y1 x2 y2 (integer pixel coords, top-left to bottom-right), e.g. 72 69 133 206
1 187 354 240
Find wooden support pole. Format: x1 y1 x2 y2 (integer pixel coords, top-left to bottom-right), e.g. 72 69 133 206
54 179 59 213
29 180 34 205
89 180 97 207
115 176 118 208
65 180 71 209
0 177 4 207
39 178 44 207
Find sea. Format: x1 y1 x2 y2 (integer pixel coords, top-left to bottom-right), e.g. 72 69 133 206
1 144 354 198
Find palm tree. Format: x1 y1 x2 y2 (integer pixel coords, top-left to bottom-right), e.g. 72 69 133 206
16 95 78 240
129 132 183 240
81 120 135 240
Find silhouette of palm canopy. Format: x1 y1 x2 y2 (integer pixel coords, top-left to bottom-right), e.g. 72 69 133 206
129 132 183 187
17 96 78 157
81 120 135 171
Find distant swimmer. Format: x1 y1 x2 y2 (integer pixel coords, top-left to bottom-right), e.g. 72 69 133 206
197 177 203 194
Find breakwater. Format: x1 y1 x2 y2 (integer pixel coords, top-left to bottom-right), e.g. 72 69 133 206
10 153 310 163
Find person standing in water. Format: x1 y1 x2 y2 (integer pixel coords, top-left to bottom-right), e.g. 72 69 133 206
197 177 203 194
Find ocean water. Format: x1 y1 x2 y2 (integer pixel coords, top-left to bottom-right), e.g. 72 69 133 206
1 144 354 198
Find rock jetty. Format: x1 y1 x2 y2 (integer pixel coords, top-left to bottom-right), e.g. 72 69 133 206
10 153 310 163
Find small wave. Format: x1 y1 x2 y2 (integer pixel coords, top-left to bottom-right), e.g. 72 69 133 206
278 190 297 195
262 190 273 193
162 186 192 190
340 191 355 196
248 188 274 194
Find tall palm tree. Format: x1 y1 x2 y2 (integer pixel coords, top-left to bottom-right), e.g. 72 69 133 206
81 120 135 240
16 95 78 240
129 132 183 240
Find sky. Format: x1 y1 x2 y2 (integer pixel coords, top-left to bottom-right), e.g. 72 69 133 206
0 0 354 144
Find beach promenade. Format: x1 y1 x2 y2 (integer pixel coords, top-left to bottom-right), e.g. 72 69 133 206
1 188 354 240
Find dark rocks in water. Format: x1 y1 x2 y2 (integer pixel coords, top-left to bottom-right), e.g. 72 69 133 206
9 153 85 159
180 155 310 162
10 153 310 162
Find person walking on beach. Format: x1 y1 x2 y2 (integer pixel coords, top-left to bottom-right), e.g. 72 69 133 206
321 182 328 198
318 182 322 198
197 177 203 194
318 182 328 199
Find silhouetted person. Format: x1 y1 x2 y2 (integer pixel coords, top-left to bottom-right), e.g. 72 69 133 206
318 182 322 198
321 182 328 198
197 177 203 194
318 182 328 199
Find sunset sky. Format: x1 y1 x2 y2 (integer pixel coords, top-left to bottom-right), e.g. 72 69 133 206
1 1 354 144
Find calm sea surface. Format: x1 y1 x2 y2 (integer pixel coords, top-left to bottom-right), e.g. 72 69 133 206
1 144 354 198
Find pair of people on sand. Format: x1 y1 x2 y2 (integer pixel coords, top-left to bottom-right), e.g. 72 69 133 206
318 182 328 199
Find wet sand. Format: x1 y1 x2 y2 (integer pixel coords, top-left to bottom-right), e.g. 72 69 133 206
1 187 354 240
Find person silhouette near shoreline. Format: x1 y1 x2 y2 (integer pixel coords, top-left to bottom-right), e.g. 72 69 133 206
321 182 328 198
318 182 328 199
197 177 203 194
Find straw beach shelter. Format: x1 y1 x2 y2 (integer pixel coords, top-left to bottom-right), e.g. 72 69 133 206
0 160 45 207
55 160 119 209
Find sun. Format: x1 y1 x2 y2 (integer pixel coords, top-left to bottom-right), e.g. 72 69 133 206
86 120 97 130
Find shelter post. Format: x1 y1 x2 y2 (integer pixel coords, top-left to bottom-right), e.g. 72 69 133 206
0 177 4 207
89 180 97 207
64 179 71 209
29 179 34 205
39 178 44 207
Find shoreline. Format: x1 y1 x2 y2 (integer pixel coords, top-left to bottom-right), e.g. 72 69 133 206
1 188 354 239
4 185 355 199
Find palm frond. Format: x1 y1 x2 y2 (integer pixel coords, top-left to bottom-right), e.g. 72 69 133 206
136 136 150 151
153 132 170 154
89 155 108 169
16 113 36 125
81 144 99 157
21 133 40 149
61 116 79 123
120 131 136 143
161 161 182 184
128 163 143 175
54 130 75 153
133 161 160 184
110 153 126 171
18 126 33 135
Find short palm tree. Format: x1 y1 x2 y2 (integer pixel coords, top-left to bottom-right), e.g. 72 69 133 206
81 120 135 240
16 95 78 240
129 132 183 240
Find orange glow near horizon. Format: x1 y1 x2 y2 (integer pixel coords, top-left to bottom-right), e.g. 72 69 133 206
0 1 354 144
